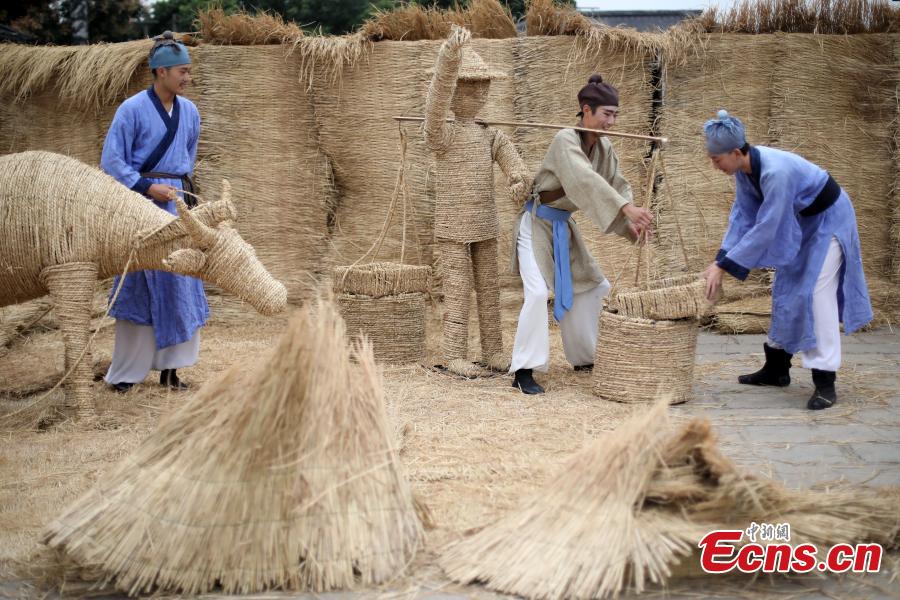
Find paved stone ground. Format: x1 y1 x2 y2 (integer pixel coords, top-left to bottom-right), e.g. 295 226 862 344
3 330 898 599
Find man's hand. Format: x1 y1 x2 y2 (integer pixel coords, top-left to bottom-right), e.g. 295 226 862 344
627 222 654 243
621 203 653 230
148 183 177 202
702 262 725 301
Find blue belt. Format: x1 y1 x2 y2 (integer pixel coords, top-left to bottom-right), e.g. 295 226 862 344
525 200 573 321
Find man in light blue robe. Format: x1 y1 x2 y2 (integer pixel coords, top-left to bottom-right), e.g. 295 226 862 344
702 110 872 410
101 31 208 392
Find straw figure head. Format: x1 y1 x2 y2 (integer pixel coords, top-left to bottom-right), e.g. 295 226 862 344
450 47 505 119
42 295 424 595
158 184 287 315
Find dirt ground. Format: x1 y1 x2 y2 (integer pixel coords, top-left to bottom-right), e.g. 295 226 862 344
0 289 896 598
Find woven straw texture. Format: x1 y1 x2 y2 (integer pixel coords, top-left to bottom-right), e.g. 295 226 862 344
338 292 427 364
593 310 698 404
191 45 334 302
332 262 430 297
614 273 717 320
43 298 424 595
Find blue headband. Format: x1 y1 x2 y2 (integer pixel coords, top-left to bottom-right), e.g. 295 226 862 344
703 109 746 155
149 37 191 69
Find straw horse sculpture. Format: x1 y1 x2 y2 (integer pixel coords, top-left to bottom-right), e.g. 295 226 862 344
0 151 288 419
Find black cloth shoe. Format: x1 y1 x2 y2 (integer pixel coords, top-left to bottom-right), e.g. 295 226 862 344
110 382 135 393
512 369 544 395
807 369 837 410
573 364 594 372
738 343 792 387
160 369 190 390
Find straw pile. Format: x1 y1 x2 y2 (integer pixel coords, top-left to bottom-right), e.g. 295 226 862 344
191 45 334 302
196 7 304 45
614 273 717 320
593 310 698 404
687 0 900 34
361 0 517 41
440 399 900 599
334 263 428 364
42 297 424 595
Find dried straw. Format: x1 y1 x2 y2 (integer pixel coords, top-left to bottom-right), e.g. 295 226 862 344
361 0 517 41
593 310 699 404
614 273 718 320
441 399 900 599
333 262 430 298
713 294 772 334
685 0 900 34
338 292 427 364
196 6 303 45
42 297 424 595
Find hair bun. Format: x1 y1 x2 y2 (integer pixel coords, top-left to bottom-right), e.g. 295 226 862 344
717 109 729 119
161 30 174 39
588 74 603 85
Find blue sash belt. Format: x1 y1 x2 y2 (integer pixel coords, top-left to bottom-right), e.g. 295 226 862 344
525 199 573 321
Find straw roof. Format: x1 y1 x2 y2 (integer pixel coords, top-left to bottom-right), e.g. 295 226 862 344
361 0 517 41
685 0 900 34
42 297 424 595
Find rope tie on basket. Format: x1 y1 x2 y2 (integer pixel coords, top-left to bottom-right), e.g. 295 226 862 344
338 124 423 292
0 200 206 428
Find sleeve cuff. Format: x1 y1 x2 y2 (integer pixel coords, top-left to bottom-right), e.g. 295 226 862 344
131 177 152 196
716 255 750 281
715 248 727 263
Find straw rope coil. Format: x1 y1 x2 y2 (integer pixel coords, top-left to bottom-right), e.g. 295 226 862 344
43 296 424 595
614 273 719 320
593 310 698 404
332 262 430 297
338 292 427 364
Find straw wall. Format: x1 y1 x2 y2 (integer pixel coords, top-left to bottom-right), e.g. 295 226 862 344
0 31 898 312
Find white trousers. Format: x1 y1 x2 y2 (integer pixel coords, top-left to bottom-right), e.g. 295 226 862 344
104 320 200 385
510 212 610 373
768 236 843 372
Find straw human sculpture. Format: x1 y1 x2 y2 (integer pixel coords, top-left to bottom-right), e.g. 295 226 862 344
424 25 531 377
42 296 424 595
0 151 287 422
440 399 900 599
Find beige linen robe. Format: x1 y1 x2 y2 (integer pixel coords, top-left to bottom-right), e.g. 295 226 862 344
510 128 634 295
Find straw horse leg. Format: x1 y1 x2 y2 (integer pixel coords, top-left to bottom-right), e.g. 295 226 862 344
40 262 98 420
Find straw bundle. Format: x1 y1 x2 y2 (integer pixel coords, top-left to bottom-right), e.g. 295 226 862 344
713 294 772 334
614 273 717 320
593 310 698 404
440 400 900 599
337 292 427 364
43 297 424 595
192 45 334 301
332 262 430 297
361 0 517 41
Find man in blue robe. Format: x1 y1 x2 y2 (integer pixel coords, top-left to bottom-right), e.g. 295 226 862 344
702 110 873 410
101 31 208 392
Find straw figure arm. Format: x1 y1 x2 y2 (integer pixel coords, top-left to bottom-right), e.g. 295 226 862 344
545 130 633 238
491 129 531 206
423 25 471 153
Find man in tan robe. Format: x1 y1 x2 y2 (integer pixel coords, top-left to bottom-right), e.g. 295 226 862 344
425 26 530 378
509 75 653 394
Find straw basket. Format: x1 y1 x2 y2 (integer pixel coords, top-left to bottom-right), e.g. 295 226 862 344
335 262 428 364
614 273 718 321
593 310 698 405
